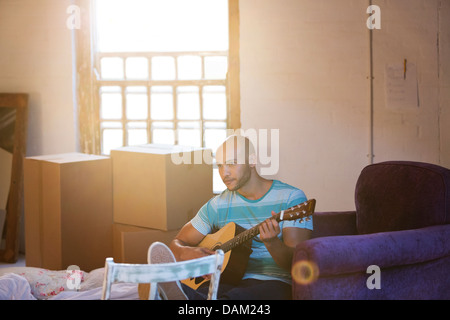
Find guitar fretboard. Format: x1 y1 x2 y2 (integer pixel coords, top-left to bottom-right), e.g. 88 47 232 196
218 225 260 253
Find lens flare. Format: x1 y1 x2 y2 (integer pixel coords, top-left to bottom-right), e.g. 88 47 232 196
291 260 319 285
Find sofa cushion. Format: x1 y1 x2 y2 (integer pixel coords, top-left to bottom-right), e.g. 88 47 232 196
355 161 450 234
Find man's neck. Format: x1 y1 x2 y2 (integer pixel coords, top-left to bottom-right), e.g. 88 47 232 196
237 173 273 201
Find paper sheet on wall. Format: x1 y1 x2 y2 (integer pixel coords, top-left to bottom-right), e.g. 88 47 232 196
385 63 419 111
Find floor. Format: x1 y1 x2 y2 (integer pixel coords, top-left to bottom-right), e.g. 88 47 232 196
0 253 26 268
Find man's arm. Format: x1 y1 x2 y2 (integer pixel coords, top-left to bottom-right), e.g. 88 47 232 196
169 222 215 261
259 212 312 270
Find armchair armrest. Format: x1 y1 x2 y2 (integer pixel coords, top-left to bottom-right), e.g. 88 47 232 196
295 224 450 276
311 211 357 238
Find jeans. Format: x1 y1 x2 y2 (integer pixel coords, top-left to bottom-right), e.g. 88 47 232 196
181 279 292 300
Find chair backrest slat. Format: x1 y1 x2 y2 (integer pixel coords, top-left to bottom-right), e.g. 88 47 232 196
110 255 221 283
101 242 224 300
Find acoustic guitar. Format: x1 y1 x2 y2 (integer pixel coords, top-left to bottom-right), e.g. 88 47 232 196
182 199 316 290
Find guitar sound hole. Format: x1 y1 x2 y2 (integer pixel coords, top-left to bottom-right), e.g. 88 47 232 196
188 276 205 285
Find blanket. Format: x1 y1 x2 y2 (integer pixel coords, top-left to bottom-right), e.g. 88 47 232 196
0 266 139 300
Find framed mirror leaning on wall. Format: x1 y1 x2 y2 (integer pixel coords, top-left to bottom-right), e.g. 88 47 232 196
0 93 28 263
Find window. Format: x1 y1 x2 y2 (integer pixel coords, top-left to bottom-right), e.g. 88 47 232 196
86 0 240 193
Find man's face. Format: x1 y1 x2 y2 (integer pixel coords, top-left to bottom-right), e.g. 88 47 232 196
216 143 251 191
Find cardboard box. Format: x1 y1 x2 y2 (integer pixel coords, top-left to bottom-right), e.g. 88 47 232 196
111 144 213 231
24 153 113 271
113 223 180 263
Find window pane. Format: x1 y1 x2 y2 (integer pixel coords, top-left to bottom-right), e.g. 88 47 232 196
178 122 201 147
126 57 148 79
127 86 146 93
153 130 175 145
102 129 123 155
101 86 121 93
202 86 227 120
101 121 122 129
204 56 228 79
127 123 148 146
153 121 174 129
95 0 229 52
100 91 122 120
126 87 148 120
204 121 227 129
151 57 175 80
101 57 124 79
177 56 202 80
177 86 200 120
151 86 173 120
152 122 174 145
178 130 201 147
204 128 227 151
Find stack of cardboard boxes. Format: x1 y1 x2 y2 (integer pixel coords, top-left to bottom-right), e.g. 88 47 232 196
23 145 213 271
111 144 213 264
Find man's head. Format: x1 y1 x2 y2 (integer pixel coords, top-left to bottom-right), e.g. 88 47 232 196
215 135 257 191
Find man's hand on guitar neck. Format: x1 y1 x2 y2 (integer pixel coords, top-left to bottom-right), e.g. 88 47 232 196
259 211 281 243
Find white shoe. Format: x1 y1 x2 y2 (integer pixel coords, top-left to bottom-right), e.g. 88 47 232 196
148 242 188 300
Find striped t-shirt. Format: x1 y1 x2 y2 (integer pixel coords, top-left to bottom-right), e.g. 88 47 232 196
190 180 313 284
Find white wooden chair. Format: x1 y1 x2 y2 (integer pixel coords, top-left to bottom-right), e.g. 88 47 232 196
101 242 224 300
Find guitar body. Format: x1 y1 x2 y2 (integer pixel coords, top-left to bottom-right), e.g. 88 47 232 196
181 222 252 290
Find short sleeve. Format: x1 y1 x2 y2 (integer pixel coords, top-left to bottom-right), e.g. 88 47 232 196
282 189 313 230
190 201 214 235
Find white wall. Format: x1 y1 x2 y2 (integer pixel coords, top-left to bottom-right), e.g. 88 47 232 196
0 0 448 214
0 0 76 157
0 0 76 253
372 0 447 164
239 0 450 211
441 1 450 166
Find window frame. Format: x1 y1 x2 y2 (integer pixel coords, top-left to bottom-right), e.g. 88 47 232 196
74 0 240 155
94 51 229 154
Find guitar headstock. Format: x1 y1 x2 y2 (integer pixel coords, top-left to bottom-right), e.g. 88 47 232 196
278 199 316 222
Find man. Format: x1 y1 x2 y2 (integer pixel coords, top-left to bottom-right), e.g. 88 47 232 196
169 134 312 299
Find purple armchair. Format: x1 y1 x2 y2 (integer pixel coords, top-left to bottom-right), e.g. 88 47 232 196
292 161 450 299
